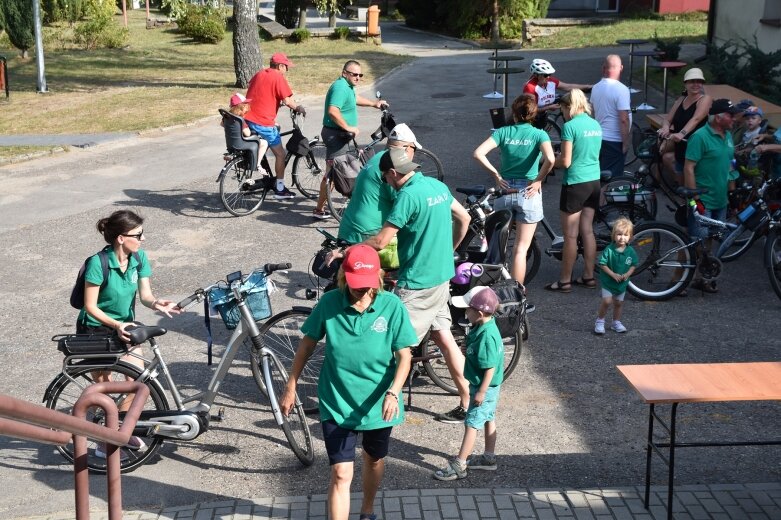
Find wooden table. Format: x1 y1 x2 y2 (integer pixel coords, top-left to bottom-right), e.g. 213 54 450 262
617 362 781 520
705 84 781 116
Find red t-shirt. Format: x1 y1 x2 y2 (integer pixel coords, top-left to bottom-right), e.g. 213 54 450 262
244 68 293 127
522 76 560 107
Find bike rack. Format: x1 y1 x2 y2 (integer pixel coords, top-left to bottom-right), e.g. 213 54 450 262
0 382 149 520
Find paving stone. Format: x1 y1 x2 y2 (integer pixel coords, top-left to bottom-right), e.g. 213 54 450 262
565 492 590 508
513 501 534 517
497 509 517 520
737 498 764 513
422 511 442 520
710 484 747 492
610 506 635 520
456 496 477 510
572 507 595 520
420 497 439 511
493 495 513 510
385 490 420 498
437 496 456 504
384 512 402 520
193 510 213 520
403 503 422 519
439 502 460 518
699 497 725 513
420 489 455 496
532 508 556 520
383 498 401 512
309 502 326 517
458 488 492 496
747 513 770 520
747 484 781 491
459 511 479 520
683 504 711 519
214 507 233 517
625 498 648 514
476 500 497 517
722 504 750 519
712 491 739 506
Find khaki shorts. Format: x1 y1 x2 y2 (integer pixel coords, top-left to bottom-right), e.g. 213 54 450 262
394 282 451 342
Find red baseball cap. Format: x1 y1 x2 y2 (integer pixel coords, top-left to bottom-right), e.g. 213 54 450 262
230 93 251 107
270 52 294 67
342 245 381 289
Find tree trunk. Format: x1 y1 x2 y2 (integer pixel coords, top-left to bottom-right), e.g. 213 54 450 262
490 0 500 42
298 0 307 28
328 10 336 28
232 0 263 88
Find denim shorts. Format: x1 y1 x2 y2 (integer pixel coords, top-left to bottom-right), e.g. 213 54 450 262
601 288 626 301
465 385 501 429
687 206 727 239
247 122 282 147
321 126 352 159
321 420 393 465
492 178 543 224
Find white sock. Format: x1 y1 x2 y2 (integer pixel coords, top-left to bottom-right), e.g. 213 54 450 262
276 180 284 191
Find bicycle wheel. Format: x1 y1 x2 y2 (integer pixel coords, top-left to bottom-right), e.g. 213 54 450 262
262 351 314 466
717 217 760 263
219 156 268 216
292 141 326 199
415 148 444 181
253 308 323 414
44 360 169 473
765 229 781 300
627 222 696 301
421 325 523 395
326 173 350 222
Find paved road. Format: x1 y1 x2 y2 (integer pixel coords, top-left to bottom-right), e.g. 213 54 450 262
1 22 779 520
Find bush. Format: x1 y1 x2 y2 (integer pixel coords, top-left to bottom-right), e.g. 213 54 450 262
288 28 311 43
331 26 350 40
706 37 781 106
652 30 682 61
275 0 299 29
178 5 225 44
1 0 35 56
73 0 128 49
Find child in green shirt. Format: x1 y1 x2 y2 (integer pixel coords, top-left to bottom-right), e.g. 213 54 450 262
434 286 503 480
595 217 638 334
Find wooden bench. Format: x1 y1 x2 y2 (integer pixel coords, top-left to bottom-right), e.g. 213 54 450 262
617 362 781 520
257 14 292 39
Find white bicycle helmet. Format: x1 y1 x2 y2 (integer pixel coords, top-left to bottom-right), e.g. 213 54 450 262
529 59 555 75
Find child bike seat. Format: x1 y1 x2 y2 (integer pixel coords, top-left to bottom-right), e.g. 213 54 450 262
219 109 263 170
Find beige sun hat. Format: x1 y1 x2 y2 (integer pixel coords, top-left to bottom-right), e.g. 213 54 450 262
683 68 705 82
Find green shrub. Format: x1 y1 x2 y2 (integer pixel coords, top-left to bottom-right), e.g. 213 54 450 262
178 5 225 44
331 26 350 39
275 0 299 29
1 0 35 56
161 0 187 19
652 30 682 61
288 28 311 43
73 0 128 49
706 37 781 106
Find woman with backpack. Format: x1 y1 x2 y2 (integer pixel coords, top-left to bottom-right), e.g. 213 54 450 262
76 210 180 342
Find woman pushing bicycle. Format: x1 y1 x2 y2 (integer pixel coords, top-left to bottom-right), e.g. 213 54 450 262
279 245 415 520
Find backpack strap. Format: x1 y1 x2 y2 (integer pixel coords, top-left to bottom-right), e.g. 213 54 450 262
98 249 143 320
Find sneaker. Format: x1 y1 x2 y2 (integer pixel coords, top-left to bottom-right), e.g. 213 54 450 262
466 453 497 471
125 436 147 451
312 209 332 220
433 459 467 481
594 318 605 335
94 443 129 461
273 186 296 199
611 320 627 333
434 405 467 424
525 301 536 314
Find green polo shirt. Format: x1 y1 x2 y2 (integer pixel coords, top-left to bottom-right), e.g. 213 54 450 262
301 289 417 430
323 76 357 128
338 150 396 243
464 318 504 387
560 113 603 185
598 243 638 295
685 124 735 210
490 123 550 181
385 173 456 289
78 247 152 327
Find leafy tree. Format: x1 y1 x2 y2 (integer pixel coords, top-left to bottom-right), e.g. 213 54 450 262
1 0 35 58
232 0 262 88
313 0 350 28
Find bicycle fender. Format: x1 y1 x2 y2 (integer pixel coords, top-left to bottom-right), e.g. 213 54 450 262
292 305 313 313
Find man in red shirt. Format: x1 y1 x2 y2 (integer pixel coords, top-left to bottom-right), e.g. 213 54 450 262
245 52 306 199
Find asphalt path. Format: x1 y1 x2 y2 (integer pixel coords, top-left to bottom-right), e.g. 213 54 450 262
0 26 779 518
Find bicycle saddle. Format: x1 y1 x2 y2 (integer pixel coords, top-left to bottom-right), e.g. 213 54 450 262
599 170 614 182
456 185 487 197
676 186 709 198
126 325 168 345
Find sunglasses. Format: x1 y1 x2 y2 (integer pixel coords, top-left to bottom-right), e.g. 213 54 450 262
540 74 551 78
122 230 144 239
343 70 364 78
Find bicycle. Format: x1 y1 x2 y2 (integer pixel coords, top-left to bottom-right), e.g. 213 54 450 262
325 92 445 221
217 108 326 216
764 206 781 300
44 263 314 473
625 186 777 301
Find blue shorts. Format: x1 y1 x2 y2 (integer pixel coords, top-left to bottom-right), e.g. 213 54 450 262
247 121 282 147
492 178 543 224
321 420 393 465
599 140 626 180
465 385 501 429
687 206 727 239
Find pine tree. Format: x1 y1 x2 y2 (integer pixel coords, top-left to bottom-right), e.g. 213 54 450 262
1 0 36 58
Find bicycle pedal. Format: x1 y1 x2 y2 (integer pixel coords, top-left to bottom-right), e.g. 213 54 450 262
210 407 225 422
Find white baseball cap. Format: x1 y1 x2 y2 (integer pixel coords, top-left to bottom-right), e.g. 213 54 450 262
388 123 423 149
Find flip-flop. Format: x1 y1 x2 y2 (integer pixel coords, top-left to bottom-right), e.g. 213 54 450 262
572 277 597 288
544 281 572 293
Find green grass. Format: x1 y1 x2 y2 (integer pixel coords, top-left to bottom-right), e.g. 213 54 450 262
0 145 62 160
0 9 411 137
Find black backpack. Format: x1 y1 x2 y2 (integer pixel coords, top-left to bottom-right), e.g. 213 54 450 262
489 279 527 338
70 249 140 309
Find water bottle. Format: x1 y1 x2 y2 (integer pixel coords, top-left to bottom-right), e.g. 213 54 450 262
479 231 488 253
748 148 760 169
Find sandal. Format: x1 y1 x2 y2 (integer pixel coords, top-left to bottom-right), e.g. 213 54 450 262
691 279 719 294
544 281 572 293
572 277 597 288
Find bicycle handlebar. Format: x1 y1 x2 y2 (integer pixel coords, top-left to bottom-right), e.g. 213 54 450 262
176 263 291 310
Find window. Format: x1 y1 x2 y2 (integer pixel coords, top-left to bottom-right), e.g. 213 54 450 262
761 0 781 27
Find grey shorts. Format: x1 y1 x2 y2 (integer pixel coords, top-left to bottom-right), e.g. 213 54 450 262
394 282 452 342
601 288 626 301
492 178 544 224
321 126 352 160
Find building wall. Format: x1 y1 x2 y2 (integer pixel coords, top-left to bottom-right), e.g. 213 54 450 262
548 0 709 14
658 0 709 13
713 0 781 54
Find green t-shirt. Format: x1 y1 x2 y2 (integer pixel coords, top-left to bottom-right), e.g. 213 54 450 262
464 318 504 387
685 124 735 210
338 150 396 244
560 113 602 185
301 289 417 430
77 247 152 327
598 243 638 295
490 123 550 181
322 76 357 128
386 173 456 289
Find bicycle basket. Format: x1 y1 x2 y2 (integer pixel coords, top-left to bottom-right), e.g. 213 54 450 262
208 271 272 330
285 128 310 157
54 333 127 356
488 279 526 338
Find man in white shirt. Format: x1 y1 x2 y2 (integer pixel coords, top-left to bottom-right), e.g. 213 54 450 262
590 55 631 179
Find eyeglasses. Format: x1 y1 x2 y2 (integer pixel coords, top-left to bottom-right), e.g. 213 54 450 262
122 230 144 239
343 70 364 78
540 74 551 78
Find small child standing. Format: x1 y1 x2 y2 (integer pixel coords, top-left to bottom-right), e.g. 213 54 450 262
595 217 638 335
434 286 503 481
